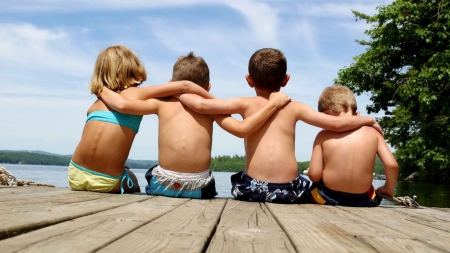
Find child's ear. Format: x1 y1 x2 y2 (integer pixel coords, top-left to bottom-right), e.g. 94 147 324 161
356 111 360 116
281 74 290 87
206 83 211 91
169 79 173 82
246 75 254 88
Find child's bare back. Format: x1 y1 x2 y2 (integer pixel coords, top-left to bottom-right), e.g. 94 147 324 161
155 97 214 173
308 84 398 207
312 126 380 193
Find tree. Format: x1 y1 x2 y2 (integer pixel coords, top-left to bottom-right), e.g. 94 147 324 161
336 0 450 182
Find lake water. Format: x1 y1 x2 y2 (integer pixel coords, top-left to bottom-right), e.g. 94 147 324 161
2 163 449 208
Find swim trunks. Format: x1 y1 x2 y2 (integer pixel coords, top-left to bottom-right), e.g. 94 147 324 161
231 171 311 204
68 160 134 194
145 165 217 199
309 181 382 207
87 110 143 133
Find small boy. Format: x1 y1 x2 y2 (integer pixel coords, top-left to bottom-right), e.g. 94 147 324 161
177 48 384 204
99 52 290 199
308 84 398 207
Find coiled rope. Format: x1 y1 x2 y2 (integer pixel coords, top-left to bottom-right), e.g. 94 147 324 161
375 190 421 208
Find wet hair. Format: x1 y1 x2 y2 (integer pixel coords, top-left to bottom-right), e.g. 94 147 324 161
90 45 147 95
248 48 287 91
172 52 210 88
318 84 357 114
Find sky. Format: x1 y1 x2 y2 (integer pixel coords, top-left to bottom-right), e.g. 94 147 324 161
0 0 393 162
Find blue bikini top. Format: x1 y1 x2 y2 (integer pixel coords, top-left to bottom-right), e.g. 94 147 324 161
86 111 143 133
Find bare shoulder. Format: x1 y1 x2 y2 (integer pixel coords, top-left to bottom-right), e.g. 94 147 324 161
360 125 382 136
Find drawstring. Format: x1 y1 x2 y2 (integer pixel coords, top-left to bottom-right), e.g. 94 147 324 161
120 170 134 194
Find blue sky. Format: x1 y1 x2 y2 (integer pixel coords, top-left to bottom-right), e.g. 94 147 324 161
0 0 392 162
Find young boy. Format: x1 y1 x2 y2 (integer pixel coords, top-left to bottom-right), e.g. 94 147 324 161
177 48 383 204
308 85 398 207
98 52 291 198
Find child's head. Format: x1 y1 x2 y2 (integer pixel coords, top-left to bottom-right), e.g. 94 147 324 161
90 45 147 95
172 52 210 89
318 84 357 115
248 48 287 91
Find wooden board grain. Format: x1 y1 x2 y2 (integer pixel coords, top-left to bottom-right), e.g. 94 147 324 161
0 196 189 253
0 187 85 202
304 205 442 253
98 198 227 253
0 189 151 240
338 206 450 251
266 204 377 253
206 200 296 253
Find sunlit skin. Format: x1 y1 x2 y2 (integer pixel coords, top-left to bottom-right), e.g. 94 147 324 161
72 81 213 193
308 110 398 196
99 83 291 173
177 74 384 184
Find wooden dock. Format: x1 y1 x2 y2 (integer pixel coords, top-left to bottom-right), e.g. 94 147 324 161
1 186 449 253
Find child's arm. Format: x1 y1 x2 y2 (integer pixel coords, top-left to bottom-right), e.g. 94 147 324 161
295 102 383 134
213 92 291 138
375 132 399 196
175 94 245 115
308 133 325 183
134 81 214 100
97 81 214 113
99 87 160 115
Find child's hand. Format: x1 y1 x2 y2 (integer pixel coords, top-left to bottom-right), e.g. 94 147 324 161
377 185 394 196
268 91 291 109
372 122 384 136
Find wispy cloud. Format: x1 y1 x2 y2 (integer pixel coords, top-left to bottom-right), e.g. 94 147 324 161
0 23 93 79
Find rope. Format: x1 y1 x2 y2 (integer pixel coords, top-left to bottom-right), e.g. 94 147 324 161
0 166 55 187
375 190 422 208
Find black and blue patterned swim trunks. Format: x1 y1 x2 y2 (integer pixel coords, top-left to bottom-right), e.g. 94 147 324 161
231 171 311 204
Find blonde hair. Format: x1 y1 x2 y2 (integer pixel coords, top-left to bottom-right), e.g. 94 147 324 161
90 45 147 95
318 84 357 114
172 52 209 88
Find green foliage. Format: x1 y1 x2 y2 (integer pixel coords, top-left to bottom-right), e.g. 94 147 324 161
0 151 156 169
0 151 71 165
336 0 450 182
210 155 246 172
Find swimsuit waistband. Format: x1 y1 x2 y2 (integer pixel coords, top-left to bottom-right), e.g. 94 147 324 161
154 165 211 181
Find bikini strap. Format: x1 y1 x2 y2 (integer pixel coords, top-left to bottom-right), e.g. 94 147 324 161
120 170 135 194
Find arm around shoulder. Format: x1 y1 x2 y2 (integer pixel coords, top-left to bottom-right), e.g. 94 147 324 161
213 92 290 137
295 102 377 132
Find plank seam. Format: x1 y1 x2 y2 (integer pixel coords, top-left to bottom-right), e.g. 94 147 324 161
90 197 192 252
0 195 155 241
264 202 298 253
201 198 228 253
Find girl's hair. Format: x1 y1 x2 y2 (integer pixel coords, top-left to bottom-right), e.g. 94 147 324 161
90 45 147 95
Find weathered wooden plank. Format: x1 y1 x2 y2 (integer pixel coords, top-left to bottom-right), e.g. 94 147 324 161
266 204 377 253
98 198 227 253
338 206 450 251
394 207 450 222
0 187 80 202
433 208 450 213
301 205 442 253
206 200 296 253
0 196 189 253
0 189 151 240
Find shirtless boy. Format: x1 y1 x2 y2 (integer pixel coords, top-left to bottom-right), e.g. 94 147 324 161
99 52 290 198
178 48 383 203
308 84 398 207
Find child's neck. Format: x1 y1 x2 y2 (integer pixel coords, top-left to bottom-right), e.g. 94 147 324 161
255 88 280 99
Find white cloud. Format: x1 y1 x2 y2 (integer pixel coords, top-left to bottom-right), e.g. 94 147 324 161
0 23 93 79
